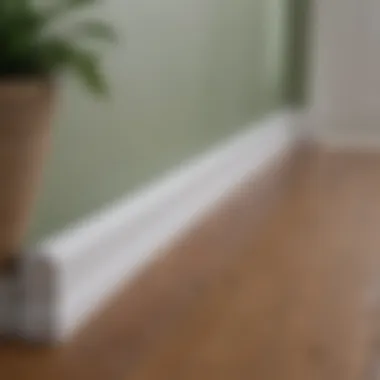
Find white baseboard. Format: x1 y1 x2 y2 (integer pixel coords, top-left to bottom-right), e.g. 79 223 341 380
313 133 380 151
17 111 295 343
303 110 380 151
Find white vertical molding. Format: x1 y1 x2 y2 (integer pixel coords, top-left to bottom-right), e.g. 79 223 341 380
307 0 380 146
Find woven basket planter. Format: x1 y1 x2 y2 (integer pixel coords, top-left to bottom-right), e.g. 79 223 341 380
0 81 53 268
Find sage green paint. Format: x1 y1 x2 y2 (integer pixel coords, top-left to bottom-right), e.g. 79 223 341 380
28 0 289 242
286 0 312 104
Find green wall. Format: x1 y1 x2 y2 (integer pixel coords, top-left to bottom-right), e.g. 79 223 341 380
286 0 312 104
28 0 289 242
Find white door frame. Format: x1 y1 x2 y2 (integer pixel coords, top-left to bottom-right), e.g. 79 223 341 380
307 0 380 146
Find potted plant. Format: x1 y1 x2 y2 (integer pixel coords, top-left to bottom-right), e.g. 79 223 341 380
0 0 117 269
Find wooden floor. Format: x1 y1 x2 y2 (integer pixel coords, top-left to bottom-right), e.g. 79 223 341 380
2 147 380 379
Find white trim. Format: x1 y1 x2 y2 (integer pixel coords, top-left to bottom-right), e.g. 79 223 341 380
19 111 294 343
302 110 380 151
313 133 380 151
306 0 380 151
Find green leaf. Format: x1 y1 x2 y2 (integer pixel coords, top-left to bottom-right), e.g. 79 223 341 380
0 4 46 62
0 0 29 14
36 37 108 95
45 0 99 20
67 48 108 95
73 21 118 43
0 0 115 97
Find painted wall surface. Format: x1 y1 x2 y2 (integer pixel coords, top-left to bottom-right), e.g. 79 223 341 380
286 0 312 104
29 0 288 242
